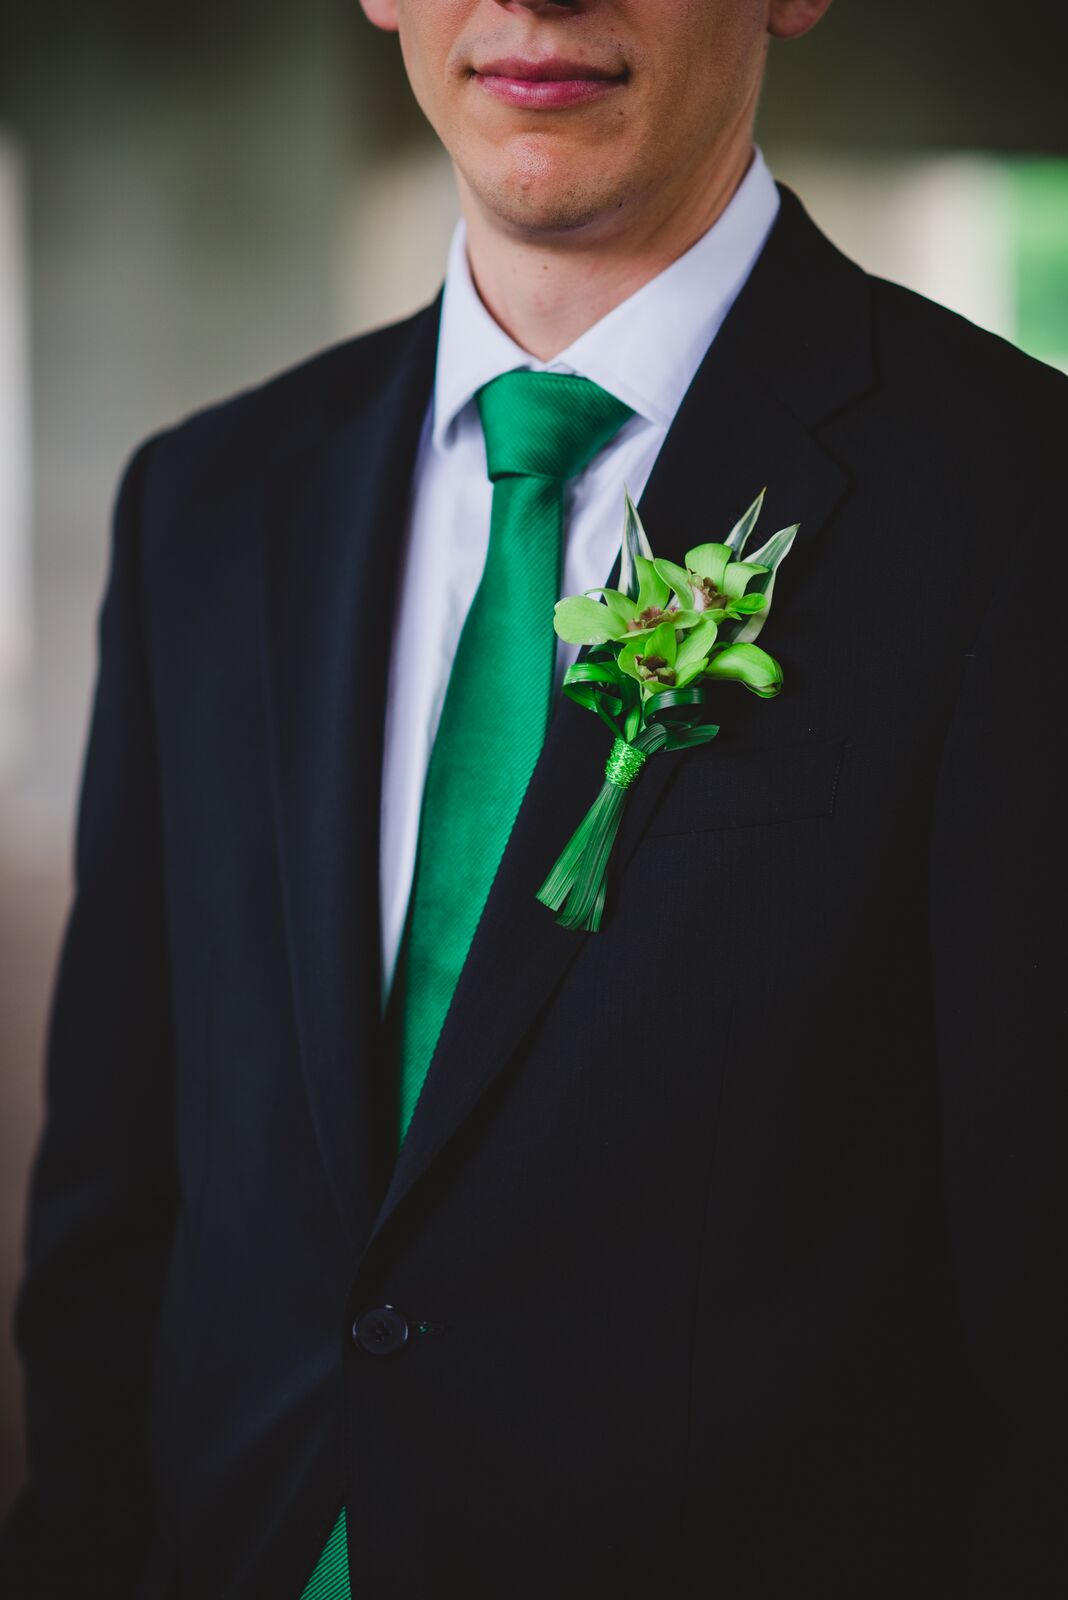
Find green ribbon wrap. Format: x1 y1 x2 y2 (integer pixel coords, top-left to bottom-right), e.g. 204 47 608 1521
604 737 647 789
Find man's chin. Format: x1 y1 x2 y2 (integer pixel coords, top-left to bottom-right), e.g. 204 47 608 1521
462 164 630 243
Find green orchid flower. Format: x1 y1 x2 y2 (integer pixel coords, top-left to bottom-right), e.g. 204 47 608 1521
554 482 793 711
651 488 802 647
652 542 770 628
554 488 796 651
553 555 703 646
617 615 721 700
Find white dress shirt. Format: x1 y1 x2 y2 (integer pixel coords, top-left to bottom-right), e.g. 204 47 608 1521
380 147 780 996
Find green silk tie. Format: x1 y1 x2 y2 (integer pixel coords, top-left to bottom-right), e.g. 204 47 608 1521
299 370 633 1600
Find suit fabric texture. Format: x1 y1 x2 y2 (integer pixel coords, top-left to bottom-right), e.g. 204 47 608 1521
2 187 1065 1599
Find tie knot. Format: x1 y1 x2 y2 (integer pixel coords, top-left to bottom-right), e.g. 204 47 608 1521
476 370 633 484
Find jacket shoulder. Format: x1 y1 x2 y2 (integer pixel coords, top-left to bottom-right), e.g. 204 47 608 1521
848 273 1066 514
866 272 1066 409
133 298 441 497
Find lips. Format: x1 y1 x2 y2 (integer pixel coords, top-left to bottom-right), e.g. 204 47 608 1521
472 55 627 110
475 56 623 83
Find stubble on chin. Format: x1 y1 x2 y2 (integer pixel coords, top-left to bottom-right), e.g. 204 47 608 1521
458 139 635 242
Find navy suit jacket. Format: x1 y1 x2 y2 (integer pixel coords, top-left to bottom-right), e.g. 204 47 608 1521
3 188 1065 1598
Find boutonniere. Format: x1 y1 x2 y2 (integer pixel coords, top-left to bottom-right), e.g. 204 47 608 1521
536 488 798 931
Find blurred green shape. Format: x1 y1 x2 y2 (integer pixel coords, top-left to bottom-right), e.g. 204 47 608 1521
1013 159 1068 370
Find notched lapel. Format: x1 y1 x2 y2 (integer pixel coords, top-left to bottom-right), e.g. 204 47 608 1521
261 300 440 1253
373 189 874 1239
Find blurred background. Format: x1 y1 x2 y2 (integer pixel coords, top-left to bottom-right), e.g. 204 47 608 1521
1 0 1066 1518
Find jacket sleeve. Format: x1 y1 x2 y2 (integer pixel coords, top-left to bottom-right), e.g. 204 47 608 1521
929 519 1066 1594
0 441 180 1596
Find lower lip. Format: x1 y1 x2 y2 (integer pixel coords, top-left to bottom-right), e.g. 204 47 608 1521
474 73 624 110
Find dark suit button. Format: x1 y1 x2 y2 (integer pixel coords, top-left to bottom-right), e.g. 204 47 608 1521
352 1305 409 1355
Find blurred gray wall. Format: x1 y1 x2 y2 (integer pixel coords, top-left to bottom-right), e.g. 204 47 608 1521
1 0 1066 1522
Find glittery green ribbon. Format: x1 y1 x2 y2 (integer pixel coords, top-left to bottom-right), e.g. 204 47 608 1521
604 737 647 789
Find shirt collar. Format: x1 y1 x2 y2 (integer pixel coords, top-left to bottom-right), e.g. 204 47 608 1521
431 146 780 453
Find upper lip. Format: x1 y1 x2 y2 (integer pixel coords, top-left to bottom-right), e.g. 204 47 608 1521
473 56 624 82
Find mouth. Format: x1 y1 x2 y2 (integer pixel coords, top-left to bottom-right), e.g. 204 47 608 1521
470 56 628 111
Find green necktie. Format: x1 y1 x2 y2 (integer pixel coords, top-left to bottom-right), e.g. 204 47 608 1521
299 371 632 1600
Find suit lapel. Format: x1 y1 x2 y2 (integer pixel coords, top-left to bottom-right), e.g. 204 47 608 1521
368 188 876 1244
261 298 440 1253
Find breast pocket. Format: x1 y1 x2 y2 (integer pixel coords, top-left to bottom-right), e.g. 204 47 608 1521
645 734 849 838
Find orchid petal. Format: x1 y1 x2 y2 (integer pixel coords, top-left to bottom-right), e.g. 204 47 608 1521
727 593 767 616
674 656 710 689
653 558 694 608
585 587 638 628
704 641 783 698
722 560 769 600
617 637 645 682
675 616 719 671
553 595 620 645
645 619 678 666
635 556 670 615
684 542 731 588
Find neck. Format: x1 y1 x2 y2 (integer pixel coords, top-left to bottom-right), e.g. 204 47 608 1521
459 134 756 362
